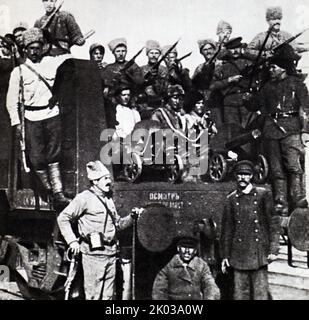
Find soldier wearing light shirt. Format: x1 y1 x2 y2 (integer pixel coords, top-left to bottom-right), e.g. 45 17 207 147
113 85 141 139
6 27 70 205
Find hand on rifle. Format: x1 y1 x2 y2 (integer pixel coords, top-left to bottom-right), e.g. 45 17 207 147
131 207 144 220
69 240 80 256
75 37 86 46
221 258 230 274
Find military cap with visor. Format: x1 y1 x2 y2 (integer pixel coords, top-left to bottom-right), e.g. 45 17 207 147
233 160 254 175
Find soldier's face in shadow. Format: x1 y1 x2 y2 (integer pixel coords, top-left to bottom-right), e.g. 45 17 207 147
230 47 242 59
169 95 182 111
194 100 205 116
26 42 44 63
268 19 281 32
164 52 177 68
201 44 215 61
114 45 127 63
43 0 56 14
269 64 285 80
13 29 26 47
236 173 253 189
177 245 197 263
91 48 104 63
147 49 160 64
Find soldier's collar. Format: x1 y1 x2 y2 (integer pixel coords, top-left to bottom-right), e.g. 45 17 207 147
236 185 257 197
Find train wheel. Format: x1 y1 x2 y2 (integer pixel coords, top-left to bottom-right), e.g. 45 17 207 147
208 153 228 182
123 152 142 183
167 155 184 183
253 154 269 184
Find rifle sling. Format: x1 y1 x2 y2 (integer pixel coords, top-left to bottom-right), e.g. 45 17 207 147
88 189 119 233
23 63 53 93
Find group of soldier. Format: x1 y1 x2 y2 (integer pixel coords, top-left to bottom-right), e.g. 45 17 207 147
0 0 309 300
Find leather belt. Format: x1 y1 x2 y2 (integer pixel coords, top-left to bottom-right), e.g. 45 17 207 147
25 105 50 111
270 111 298 119
81 237 117 247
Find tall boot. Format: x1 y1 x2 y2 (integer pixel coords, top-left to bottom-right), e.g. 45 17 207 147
290 173 308 208
35 170 52 192
48 162 70 206
273 179 289 216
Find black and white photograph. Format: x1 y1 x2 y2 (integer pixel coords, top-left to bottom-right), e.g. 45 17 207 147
0 0 308 306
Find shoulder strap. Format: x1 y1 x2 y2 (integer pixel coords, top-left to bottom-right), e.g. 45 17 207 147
23 63 53 92
88 189 119 232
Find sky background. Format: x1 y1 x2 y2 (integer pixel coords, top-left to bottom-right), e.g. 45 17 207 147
0 0 308 77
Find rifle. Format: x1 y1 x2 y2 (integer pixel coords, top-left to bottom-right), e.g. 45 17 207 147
243 28 309 85
82 29 95 42
144 38 180 80
247 25 275 91
41 0 65 30
272 28 309 54
18 67 30 173
120 47 144 73
176 51 192 64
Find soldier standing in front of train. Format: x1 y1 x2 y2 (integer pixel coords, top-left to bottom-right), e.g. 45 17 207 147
6 28 71 206
57 160 142 300
221 160 280 300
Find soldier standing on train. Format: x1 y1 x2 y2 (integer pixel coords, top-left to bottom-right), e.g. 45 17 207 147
89 43 107 70
6 28 71 205
102 38 144 100
140 40 168 119
221 160 280 300
192 39 217 97
11 22 29 65
247 6 308 58
210 37 254 140
151 84 186 130
244 49 309 212
162 44 192 93
35 0 85 57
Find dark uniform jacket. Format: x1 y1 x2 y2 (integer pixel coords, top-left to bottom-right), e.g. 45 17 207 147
221 186 280 270
140 64 168 109
152 254 220 300
102 61 144 93
210 58 253 107
247 75 309 139
35 11 84 56
192 62 215 92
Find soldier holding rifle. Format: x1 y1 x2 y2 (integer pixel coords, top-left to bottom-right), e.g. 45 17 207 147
162 43 192 93
35 0 85 56
139 40 168 118
6 28 71 205
244 48 309 212
102 38 144 99
248 6 308 58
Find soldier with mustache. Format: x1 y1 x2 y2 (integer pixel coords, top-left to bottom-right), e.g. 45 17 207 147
220 160 280 300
